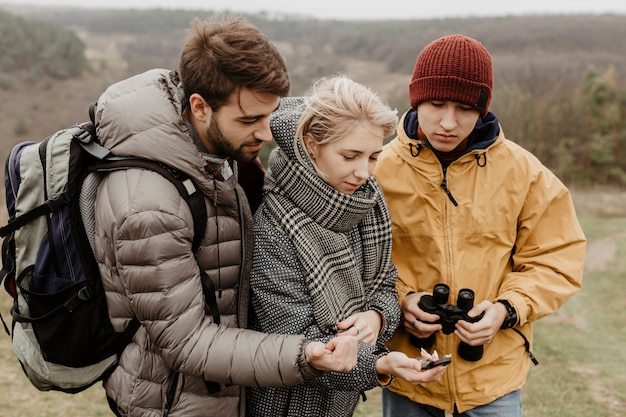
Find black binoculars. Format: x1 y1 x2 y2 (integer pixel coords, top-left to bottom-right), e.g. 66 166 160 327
411 283 485 361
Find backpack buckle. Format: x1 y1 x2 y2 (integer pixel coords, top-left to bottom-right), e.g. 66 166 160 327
64 285 94 312
77 285 95 301
72 128 93 144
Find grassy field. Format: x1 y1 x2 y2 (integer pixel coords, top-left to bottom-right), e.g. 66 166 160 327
0 192 625 416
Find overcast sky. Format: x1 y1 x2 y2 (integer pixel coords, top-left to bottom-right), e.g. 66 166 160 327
2 0 626 20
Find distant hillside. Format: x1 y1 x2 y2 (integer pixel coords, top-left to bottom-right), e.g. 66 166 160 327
0 9 86 82
0 6 624 188
4 7 626 94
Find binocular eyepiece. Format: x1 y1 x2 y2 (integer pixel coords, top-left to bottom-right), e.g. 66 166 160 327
412 283 485 362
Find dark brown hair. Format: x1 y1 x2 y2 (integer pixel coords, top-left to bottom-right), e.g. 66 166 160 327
179 15 290 111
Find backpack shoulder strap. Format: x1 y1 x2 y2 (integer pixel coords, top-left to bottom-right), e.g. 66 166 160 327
92 159 207 252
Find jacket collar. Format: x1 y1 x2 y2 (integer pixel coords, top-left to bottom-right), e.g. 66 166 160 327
403 108 501 155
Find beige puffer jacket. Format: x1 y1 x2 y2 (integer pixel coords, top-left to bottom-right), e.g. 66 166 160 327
92 69 317 417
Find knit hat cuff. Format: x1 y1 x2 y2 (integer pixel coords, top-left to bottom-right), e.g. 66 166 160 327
409 75 491 117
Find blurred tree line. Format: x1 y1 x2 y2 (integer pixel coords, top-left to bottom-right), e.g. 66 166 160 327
0 7 625 187
0 10 86 84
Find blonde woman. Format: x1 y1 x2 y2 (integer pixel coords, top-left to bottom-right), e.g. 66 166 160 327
248 75 448 417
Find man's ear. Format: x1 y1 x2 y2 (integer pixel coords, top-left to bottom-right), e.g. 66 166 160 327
188 93 211 122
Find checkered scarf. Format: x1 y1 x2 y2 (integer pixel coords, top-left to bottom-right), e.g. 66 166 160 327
262 98 393 333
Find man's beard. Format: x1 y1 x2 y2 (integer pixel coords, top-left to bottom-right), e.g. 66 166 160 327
206 114 261 163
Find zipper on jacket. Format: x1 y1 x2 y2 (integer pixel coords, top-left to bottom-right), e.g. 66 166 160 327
440 170 457 414
440 166 458 206
234 186 247 327
212 179 222 298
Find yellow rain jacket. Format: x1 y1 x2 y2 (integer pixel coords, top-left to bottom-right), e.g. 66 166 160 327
374 109 586 412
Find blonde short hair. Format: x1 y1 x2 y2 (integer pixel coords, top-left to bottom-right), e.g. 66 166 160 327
294 75 398 163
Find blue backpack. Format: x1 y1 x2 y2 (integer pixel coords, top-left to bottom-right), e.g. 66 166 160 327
0 110 211 394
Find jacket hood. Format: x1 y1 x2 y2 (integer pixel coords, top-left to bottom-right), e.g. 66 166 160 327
269 97 309 162
94 69 216 194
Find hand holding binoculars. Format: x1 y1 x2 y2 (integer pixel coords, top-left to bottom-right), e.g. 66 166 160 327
413 283 485 361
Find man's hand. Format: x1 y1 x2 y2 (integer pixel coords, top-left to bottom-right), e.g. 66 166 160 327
304 336 358 372
455 300 506 346
401 292 442 339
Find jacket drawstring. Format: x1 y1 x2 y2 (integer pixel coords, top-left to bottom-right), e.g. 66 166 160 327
409 142 421 157
475 153 487 167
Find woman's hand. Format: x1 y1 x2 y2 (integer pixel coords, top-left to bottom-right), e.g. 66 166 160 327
336 310 383 344
376 348 449 384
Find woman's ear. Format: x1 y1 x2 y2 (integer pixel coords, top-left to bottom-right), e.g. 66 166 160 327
303 132 317 159
188 93 211 122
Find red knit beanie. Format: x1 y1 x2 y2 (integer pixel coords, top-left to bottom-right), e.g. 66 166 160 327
409 34 493 117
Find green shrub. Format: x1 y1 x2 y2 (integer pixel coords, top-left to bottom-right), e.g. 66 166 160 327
0 72 14 90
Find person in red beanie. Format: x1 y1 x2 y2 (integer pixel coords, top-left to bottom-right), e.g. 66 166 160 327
373 34 587 416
